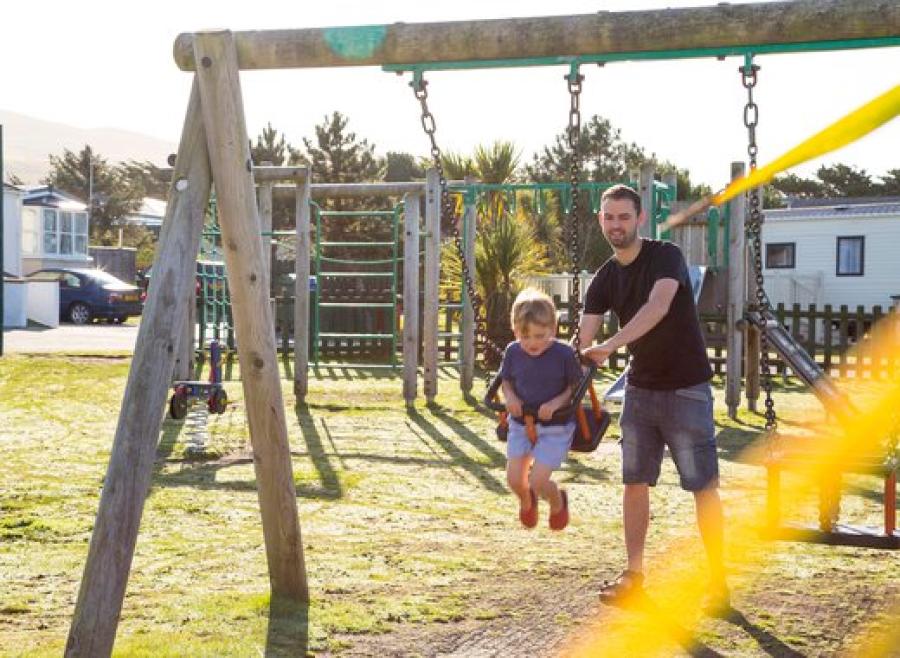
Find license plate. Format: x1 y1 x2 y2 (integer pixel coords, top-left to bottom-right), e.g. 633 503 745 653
123 294 139 302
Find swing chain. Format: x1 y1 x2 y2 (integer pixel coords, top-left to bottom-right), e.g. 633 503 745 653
410 74 505 368
566 66 585 354
741 58 777 434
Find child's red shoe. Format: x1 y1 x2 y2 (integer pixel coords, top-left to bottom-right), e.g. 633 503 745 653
519 489 538 529
549 489 569 531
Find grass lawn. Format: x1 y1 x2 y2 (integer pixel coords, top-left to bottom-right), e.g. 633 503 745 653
0 353 897 657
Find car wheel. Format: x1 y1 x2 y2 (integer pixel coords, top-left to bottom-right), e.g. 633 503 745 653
114 316 127 324
69 302 92 325
208 388 228 414
169 392 189 420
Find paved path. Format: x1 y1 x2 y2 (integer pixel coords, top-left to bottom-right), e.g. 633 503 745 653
2 322 139 353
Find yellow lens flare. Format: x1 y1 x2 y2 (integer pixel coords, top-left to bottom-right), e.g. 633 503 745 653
562 318 899 657
662 83 900 232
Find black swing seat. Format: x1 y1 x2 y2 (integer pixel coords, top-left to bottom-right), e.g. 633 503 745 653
484 363 611 454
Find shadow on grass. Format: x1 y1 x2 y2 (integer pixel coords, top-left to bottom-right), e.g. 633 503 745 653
604 593 727 657
265 596 309 657
308 365 397 381
407 405 507 494
720 608 807 658
156 416 186 464
715 425 763 464
294 401 343 500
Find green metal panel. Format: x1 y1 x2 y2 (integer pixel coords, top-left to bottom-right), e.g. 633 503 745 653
707 206 721 269
723 202 731 268
312 201 403 368
313 202 322 364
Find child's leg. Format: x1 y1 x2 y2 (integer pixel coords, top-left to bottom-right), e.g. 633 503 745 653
529 422 575 514
506 455 533 508
530 462 563 512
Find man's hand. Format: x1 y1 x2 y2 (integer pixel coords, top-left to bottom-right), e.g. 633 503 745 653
582 342 615 366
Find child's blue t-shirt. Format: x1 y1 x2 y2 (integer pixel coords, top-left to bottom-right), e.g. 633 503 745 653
499 340 582 424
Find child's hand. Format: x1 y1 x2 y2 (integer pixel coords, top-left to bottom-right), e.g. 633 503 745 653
537 402 557 421
507 398 523 418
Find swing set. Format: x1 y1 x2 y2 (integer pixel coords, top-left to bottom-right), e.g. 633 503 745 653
65 3 900 655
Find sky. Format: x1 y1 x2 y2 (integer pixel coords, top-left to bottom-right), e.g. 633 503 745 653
1 0 898 191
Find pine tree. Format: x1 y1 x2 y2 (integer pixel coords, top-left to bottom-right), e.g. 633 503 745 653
121 160 169 199
251 122 290 166
299 112 382 186
383 152 425 182
42 146 142 244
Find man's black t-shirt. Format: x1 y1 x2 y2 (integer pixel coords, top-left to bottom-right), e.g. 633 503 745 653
583 239 712 390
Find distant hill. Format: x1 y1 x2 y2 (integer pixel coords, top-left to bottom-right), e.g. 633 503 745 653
0 110 177 185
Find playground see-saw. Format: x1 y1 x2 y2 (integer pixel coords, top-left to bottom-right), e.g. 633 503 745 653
59 1 900 656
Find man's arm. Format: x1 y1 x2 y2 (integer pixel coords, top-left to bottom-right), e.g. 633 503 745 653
574 313 604 350
583 278 679 365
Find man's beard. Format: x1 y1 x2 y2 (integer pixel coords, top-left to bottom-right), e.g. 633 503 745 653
606 227 638 249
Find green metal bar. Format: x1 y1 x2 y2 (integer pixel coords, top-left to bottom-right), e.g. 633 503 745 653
707 206 720 269
320 241 395 247
320 302 394 308
383 37 900 74
449 181 617 192
313 203 322 365
319 256 397 265
390 203 401 368
723 202 731 268
319 332 394 339
318 210 397 217
656 181 674 240
319 272 394 278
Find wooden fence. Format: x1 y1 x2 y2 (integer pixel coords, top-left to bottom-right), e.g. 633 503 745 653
553 298 900 380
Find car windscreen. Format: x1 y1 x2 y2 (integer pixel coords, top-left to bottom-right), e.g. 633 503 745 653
75 270 130 286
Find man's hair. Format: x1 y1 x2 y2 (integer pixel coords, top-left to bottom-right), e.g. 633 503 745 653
510 288 557 332
601 184 642 215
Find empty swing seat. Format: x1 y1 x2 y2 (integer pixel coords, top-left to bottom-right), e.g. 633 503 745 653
764 434 899 550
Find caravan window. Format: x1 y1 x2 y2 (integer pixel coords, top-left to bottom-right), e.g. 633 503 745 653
765 242 795 269
21 207 40 255
836 236 864 276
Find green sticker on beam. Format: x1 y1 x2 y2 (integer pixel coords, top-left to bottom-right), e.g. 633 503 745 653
324 25 387 60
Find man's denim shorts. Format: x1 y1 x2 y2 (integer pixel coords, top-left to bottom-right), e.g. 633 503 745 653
618 382 719 491
506 419 575 470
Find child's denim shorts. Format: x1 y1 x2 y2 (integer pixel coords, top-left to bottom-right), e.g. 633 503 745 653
506 419 575 470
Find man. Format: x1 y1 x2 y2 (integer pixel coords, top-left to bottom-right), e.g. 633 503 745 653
575 184 729 613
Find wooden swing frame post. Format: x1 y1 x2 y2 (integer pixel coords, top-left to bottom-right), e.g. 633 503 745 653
65 78 212 657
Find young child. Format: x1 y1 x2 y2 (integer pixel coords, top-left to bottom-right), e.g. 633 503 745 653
499 288 582 530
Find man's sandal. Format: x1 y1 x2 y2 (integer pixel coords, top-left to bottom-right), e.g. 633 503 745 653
598 570 645 607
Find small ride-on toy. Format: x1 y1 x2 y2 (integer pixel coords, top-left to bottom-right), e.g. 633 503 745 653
169 340 228 419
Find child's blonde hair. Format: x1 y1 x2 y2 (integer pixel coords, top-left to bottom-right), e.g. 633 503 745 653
510 288 557 333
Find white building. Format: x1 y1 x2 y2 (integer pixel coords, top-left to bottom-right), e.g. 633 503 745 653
20 186 92 274
3 182 23 277
123 197 166 234
762 198 900 312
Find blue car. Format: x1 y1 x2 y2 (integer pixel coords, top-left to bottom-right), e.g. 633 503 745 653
26 268 144 324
